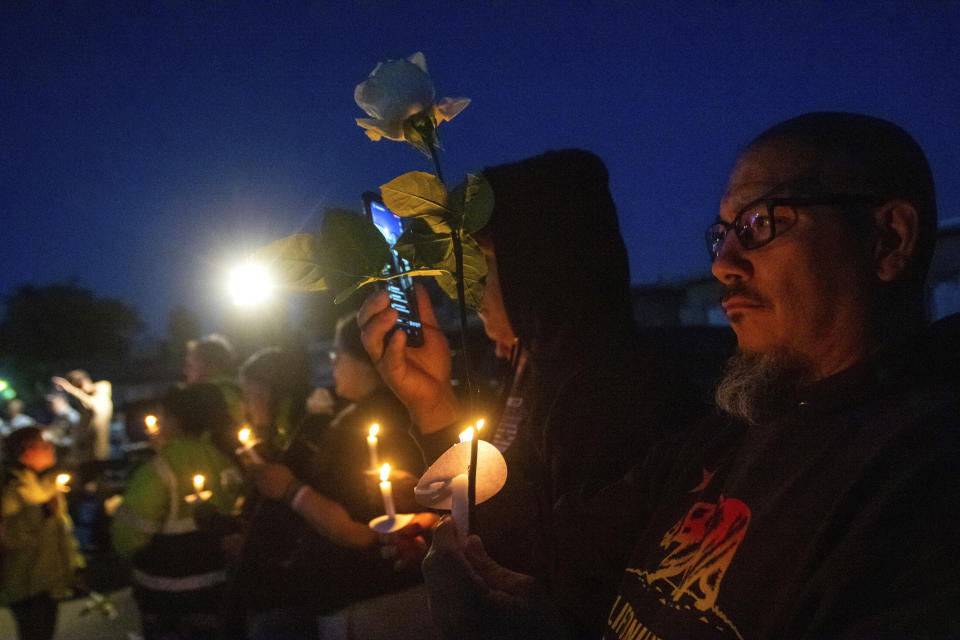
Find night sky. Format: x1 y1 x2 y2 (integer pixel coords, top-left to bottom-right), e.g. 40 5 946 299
2 2 959 336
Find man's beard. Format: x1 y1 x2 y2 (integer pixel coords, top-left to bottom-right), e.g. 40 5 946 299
714 349 814 426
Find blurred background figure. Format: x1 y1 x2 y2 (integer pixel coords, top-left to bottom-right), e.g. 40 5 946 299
45 392 80 463
183 334 245 448
51 370 113 462
0 427 85 640
183 334 236 385
1 399 36 438
225 345 329 639
111 383 241 640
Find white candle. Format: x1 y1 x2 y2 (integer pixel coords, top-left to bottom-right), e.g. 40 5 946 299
450 473 469 535
367 424 380 470
379 463 396 518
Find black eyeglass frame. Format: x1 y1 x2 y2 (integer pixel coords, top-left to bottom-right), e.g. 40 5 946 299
705 194 886 261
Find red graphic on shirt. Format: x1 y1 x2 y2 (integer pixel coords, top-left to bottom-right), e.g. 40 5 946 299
645 495 750 612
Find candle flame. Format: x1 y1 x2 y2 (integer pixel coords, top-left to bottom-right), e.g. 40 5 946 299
476 418 485 431
238 427 252 444
193 474 205 492
459 426 475 443
145 415 159 435
369 423 380 439
380 463 391 483
56 473 71 486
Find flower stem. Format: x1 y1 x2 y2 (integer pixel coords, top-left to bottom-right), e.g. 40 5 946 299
426 142 473 413
427 140 477 534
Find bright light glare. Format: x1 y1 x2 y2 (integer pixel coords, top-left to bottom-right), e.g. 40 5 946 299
238 427 252 444
369 424 380 439
228 262 274 307
56 473 71 486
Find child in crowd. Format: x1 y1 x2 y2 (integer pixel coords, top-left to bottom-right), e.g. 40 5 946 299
0 427 85 640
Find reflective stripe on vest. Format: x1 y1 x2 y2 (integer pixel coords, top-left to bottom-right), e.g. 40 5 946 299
152 456 198 535
132 568 227 592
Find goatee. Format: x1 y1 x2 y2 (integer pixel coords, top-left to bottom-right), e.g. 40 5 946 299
715 349 813 426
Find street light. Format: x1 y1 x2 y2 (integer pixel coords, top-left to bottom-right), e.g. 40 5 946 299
228 262 274 307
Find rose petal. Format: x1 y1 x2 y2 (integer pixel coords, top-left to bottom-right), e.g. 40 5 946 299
407 51 428 73
434 97 471 123
356 117 405 142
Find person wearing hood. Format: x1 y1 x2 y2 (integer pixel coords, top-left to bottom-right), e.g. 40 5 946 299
359 149 699 627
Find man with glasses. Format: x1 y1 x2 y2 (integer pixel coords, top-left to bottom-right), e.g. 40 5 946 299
421 112 960 639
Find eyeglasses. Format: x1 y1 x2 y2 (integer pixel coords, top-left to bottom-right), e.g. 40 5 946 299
705 195 884 261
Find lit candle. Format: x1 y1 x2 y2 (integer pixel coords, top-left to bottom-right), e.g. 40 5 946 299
367 424 380 470
237 426 263 463
379 463 395 518
450 473 468 534
144 414 158 436
185 474 211 503
56 473 71 493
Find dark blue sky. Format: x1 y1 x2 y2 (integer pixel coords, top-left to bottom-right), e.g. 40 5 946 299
2 1 958 335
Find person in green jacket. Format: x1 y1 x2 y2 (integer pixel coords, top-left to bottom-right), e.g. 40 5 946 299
112 383 242 640
0 426 85 640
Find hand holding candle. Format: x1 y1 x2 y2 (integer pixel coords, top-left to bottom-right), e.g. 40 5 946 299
414 419 505 541
236 426 263 464
368 462 415 533
185 473 212 503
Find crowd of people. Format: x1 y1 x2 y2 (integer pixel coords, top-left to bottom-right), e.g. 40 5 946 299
1 111 958 639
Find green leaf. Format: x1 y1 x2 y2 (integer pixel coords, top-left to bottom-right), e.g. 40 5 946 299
316 208 392 300
251 234 327 291
459 173 494 234
381 171 452 218
433 234 487 310
394 217 454 269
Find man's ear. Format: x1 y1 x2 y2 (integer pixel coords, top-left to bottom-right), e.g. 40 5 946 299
873 200 919 283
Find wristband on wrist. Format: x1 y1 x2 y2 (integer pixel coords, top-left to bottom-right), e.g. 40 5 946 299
282 478 306 506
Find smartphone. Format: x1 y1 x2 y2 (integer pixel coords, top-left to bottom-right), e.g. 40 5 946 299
363 191 424 347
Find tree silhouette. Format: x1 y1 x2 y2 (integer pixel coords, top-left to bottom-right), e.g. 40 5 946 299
0 283 142 399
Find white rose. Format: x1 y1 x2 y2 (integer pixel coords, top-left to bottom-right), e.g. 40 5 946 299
355 52 470 142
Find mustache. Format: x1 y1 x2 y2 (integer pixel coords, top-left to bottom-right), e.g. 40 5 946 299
720 283 767 305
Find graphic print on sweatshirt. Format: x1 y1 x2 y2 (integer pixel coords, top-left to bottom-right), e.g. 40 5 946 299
606 471 750 640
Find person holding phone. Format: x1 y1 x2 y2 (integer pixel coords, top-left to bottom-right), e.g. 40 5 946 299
359 149 701 634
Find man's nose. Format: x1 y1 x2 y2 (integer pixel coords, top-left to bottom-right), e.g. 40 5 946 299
711 231 753 284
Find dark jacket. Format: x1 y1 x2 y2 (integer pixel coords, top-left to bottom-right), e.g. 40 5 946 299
558 326 960 638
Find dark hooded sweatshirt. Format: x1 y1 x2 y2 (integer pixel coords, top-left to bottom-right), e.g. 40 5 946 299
414 149 702 631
